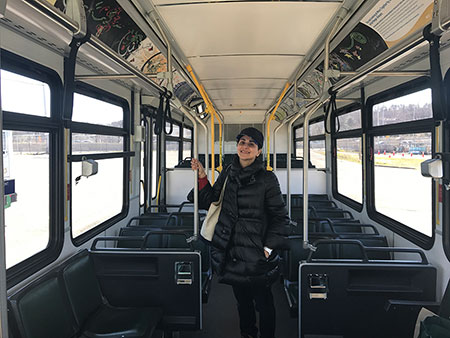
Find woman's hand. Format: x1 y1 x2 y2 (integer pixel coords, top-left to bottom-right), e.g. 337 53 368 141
191 158 206 179
264 247 272 259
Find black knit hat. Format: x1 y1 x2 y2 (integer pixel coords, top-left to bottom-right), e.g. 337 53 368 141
236 127 264 149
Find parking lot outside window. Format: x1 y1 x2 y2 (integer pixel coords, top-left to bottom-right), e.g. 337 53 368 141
369 85 434 239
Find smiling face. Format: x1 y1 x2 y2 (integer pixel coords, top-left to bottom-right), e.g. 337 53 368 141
237 135 262 167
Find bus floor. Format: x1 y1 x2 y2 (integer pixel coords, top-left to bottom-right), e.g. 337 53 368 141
156 275 298 338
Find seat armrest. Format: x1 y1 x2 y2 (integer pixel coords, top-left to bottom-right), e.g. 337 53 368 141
385 299 440 313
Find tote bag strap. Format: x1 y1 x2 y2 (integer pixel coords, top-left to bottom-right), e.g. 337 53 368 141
218 177 228 203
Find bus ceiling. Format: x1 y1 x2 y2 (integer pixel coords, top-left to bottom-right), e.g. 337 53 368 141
2 0 450 122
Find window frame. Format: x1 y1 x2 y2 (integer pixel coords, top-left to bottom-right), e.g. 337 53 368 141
69 82 131 246
366 77 435 249
1 49 64 287
293 117 326 167
165 120 193 168
444 68 450 261
332 103 364 212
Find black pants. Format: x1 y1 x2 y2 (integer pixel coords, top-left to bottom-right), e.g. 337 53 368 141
232 284 276 338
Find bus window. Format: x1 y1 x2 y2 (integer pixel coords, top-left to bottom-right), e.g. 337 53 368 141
310 140 325 168
4 131 50 268
0 58 61 281
71 134 124 238
183 141 192 160
70 88 129 241
295 141 303 158
0 70 50 117
332 107 363 210
367 80 434 244
309 120 325 168
336 137 362 204
72 93 123 127
336 109 361 132
373 133 432 236
372 89 432 126
294 126 303 158
166 140 180 168
294 121 326 167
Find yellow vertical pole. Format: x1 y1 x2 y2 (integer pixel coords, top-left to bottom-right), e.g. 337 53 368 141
201 85 223 172
266 83 290 171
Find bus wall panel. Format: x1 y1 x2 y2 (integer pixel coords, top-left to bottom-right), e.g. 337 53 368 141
275 169 326 195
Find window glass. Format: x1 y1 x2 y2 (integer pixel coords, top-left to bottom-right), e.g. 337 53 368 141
1 70 51 117
166 141 179 168
183 128 192 139
372 88 432 126
310 140 326 168
72 157 124 237
4 130 50 268
295 141 303 158
295 127 303 139
337 109 361 132
183 141 192 160
336 138 362 203
373 133 432 236
167 122 180 137
310 121 324 137
72 133 123 154
152 133 157 198
72 93 123 127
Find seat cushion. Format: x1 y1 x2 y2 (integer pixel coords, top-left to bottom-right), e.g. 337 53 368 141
12 276 77 338
83 305 163 338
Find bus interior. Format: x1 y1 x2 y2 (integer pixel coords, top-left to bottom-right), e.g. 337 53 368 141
1 0 450 337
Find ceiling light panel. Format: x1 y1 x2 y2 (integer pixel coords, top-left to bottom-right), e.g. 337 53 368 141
188 55 300 80
156 2 340 57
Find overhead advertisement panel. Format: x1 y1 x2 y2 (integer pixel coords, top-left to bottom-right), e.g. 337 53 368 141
362 0 433 48
47 0 199 105
284 0 434 122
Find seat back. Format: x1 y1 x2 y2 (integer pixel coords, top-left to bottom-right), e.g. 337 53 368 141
439 278 450 318
62 251 103 326
8 274 77 338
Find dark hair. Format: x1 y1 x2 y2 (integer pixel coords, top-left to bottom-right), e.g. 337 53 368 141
236 127 264 149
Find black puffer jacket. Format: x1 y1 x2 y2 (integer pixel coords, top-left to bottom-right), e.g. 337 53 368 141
196 155 289 286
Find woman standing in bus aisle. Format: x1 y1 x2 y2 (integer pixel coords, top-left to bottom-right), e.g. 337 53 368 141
189 127 290 338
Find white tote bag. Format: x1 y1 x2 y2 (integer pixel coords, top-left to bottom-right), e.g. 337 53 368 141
200 177 228 241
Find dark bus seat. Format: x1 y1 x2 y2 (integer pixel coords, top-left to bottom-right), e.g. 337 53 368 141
8 273 78 338
8 250 163 338
89 247 202 330
386 277 450 331
127 214 178 227
283 237 390 317
309 208 354 220
61 250 163 338
299 245 436 338
115 228 213 304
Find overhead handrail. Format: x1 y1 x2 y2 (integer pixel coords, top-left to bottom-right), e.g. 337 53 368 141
266 83 290 171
